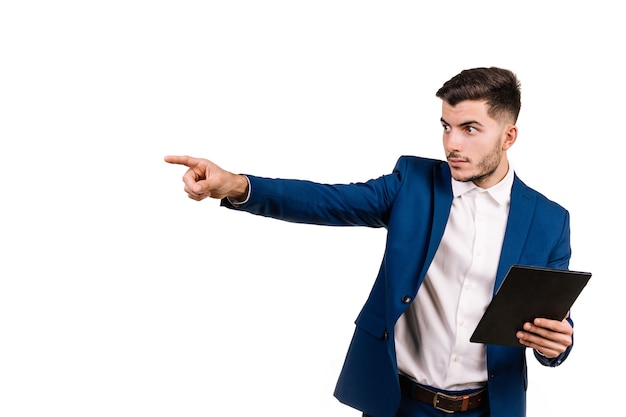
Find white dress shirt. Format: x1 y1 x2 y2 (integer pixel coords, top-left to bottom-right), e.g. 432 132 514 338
394 167 514 390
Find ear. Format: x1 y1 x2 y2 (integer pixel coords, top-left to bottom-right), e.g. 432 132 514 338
502 124 518 151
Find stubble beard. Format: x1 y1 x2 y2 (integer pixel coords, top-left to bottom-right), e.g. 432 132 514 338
451 139 503 186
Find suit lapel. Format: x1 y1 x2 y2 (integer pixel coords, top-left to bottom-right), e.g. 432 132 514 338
494 175 536 292
419 164 454 280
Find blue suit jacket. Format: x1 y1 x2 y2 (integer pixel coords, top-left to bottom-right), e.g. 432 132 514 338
222 156 573 417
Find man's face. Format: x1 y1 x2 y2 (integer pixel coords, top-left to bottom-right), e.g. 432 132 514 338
440 100 516 189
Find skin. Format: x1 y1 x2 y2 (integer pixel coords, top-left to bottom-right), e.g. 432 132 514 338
163 155 249 202
440 99 516 189
164 99 573 358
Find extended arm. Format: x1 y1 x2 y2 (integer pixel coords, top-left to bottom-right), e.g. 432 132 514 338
165 154 416 229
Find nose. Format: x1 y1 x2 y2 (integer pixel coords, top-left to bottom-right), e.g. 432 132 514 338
444 129 463 152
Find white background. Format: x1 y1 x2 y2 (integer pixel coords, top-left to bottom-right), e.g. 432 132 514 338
1 1 623 416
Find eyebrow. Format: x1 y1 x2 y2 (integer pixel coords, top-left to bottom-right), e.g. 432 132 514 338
440 117 484 127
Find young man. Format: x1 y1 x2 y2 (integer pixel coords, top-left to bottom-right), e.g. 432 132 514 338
165 67 574 417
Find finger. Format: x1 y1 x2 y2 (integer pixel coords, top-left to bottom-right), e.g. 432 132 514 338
181 169 202 191
518 325 570 345
164 155 198 167
524 321 572 342
183 182 209 201
186 192 206 202
517 321 572 356
525 342 561 358
533 318 571 334
190 179 213 196
517 332 565 357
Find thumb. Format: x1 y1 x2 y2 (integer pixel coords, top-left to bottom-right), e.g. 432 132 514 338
192 180 212 196
191 178 226 200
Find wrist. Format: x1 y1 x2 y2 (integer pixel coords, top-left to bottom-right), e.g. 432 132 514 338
228 174 250 204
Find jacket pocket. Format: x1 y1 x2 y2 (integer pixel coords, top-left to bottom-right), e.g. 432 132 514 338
355 308 388 340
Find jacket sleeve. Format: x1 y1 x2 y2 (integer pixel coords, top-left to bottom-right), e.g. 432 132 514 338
537 208 574 367
219 158 411 228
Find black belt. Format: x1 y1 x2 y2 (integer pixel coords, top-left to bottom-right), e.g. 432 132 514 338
399 375 488 414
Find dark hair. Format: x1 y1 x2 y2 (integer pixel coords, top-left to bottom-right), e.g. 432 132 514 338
436 67 521 123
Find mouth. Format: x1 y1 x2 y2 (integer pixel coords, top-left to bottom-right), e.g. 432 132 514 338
447 157 469 168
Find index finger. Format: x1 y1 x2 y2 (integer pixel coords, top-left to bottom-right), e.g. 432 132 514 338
164 155 198 167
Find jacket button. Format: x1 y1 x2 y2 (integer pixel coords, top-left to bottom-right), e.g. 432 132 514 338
401 295 412 304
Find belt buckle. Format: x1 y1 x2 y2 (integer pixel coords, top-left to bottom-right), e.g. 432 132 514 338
433 392 458 414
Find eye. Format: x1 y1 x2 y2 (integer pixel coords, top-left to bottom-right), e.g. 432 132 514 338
465 126 478 134
442 124 451 132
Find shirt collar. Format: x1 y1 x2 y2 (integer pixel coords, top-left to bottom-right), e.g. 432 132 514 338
451 165 515 206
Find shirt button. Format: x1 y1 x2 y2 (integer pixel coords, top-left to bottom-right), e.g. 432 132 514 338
401 295 412 304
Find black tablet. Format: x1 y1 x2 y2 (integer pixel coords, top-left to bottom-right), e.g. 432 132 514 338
470 265 592 347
